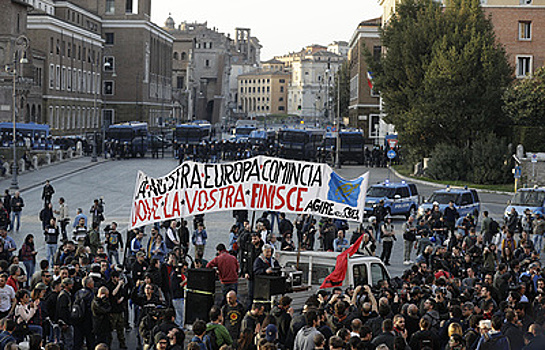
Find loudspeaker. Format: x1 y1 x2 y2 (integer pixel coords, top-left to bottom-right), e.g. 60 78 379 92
254 275 286 300
185 291 214 324
187 268 216 292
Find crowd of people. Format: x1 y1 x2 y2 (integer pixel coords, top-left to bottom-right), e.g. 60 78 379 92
0 177 542 350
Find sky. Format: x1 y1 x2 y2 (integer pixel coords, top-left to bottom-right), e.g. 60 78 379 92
151 0 383 60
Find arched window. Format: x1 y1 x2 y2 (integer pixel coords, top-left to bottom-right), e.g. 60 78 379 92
181 52 187 60
173 52 179 60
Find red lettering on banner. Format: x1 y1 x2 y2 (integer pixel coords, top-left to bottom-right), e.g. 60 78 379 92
198 191 208 212
163 193 170 218
274 186 286 210
209 189 218 210
233 185 246 207
250 184 260 208
260 184 275 209
296 188 308 211
185 191 198 214
218 187 227 209
286 188 298 211
152 196 162 220
225 186 235 207
172 192 181 217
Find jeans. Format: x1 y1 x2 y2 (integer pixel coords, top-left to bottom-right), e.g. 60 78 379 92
60 219 69 241
108 250 120 265
534 234 543 255
380 241 393 264
61 325 74 350
10 211 21 231
172 298 185 327
23 260 35 284
404 240 414 262
47 244 57 266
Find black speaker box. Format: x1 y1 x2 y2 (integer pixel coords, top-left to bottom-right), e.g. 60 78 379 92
187 268 216 292
185 291 214 324
254 275 286 300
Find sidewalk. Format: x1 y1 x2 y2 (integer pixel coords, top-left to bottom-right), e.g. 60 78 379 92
0 156 109 193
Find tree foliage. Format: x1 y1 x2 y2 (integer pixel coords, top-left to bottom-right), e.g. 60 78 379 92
368 0 512 159
503 67 545 126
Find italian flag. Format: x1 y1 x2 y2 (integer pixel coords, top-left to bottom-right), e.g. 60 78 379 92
367 71 374 89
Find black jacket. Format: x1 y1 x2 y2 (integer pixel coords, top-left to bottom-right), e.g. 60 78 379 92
502 322 524 350
271 306 292 345
91 296 111 334
10 196 23 212
56 289 72 324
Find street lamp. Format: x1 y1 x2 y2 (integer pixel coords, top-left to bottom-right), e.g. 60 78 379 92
10 35 29 190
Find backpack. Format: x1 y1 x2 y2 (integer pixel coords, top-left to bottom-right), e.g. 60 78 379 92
70 290 88 324
206 326 219 350
489 219 500 235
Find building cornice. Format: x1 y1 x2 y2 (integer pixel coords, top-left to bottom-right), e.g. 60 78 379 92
27 15 104 44
54 1 102 22
102 20 175 42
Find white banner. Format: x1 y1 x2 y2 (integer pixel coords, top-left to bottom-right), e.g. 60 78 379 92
130 156 369 229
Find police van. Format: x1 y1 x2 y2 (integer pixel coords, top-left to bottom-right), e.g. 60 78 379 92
418 186 481 218
505 187 545 217
364 180 419 218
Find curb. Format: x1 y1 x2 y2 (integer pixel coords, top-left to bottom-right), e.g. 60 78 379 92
389 166 515 195
14 157 110 193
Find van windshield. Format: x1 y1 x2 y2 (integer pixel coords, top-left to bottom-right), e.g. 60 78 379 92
367 187 394 199
511 191 545 207
353 264 368 287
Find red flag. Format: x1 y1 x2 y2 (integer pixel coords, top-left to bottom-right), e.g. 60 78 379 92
320 234 365 289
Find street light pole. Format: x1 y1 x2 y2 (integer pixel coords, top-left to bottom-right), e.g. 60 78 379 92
335 70 341 169
91 60 98 162
10 35 29 190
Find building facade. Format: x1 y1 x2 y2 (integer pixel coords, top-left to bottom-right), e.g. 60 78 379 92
237 69 290 117
347 18 393 143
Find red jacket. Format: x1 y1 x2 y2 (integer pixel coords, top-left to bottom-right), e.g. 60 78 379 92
206 251 239 284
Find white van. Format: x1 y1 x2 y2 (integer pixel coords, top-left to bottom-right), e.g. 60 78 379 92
277 251 390 291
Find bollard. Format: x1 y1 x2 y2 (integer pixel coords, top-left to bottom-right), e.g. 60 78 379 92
46 153 51 165
18 159 25 173
32 156 38 170
57 150 63 161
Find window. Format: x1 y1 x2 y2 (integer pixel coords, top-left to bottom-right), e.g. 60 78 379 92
373 45 382 61
520 0 532 4
371 263 389 287
105 33 115 45
519 21 531 40
55 65 60 90
67 68 71 91
49 37 53 54
176 76 184 89
49 64 54 89
104 56 115 72
280 86 284 92
125 0 133 13
105 0 115 14
205 59 210 67
181 52 187 60
460 193 473 206
173 52 179 60
279 97 284 102
353 264 369 287
103 81 114 95
279 79 285 83
278 106 285 111
517 56 532 77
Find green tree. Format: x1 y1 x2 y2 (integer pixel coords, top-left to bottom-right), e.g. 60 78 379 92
368 0 512 160
503 66 545 126
332 61 351 121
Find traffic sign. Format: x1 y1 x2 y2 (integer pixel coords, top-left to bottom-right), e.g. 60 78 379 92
387 150 396 159
514 166 522 179
532 154 538 163
387 139 398 149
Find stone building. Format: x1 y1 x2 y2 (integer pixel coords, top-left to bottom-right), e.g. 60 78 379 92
0 0 44 125
275 46 343 123
237 68 290 117
347 18 393 143
164 19 261 124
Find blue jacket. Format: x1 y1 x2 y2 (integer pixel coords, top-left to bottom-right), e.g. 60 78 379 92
476 331 510 350
192 229 208 246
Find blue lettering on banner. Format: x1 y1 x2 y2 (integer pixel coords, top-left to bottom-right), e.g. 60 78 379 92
327 173 362 207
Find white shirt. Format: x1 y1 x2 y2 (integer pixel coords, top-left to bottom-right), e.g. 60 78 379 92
0 285 15 312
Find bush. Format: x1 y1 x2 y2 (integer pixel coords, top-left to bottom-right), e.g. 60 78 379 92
425 134 513 184
426 143 470 181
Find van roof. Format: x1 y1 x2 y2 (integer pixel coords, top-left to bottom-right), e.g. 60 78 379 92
278 251 383 261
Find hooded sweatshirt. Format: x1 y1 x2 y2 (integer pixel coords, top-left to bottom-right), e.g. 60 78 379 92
294 326 322 350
